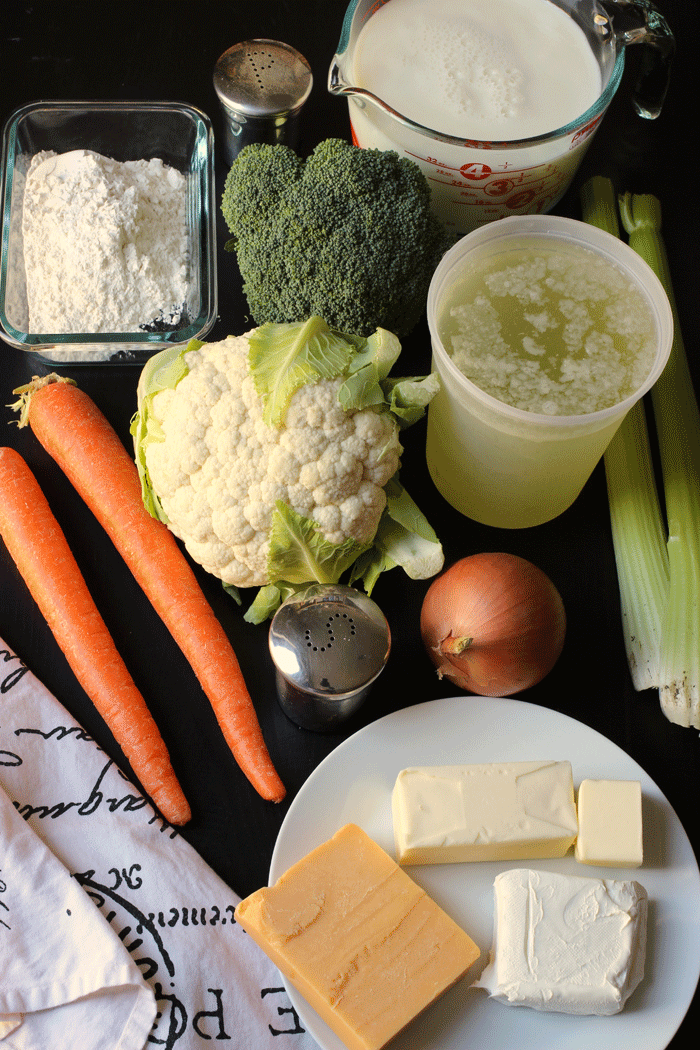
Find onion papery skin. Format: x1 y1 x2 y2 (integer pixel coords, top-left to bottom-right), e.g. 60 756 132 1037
420 552 566 697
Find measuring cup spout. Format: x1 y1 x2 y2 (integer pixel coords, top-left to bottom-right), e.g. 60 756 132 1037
603 0 675 117
328 54 431 135
328 56 398 116
328 55 370 104
327 54 347 98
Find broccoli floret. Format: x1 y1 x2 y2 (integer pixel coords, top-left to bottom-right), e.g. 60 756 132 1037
221 138 449 338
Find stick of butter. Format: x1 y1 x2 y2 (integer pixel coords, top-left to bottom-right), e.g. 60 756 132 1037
235 823 480 1050
392 761 578 865
575 778 643 867
475 868 648 1015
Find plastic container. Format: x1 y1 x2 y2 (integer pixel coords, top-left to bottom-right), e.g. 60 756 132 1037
425 214 674 528
0 100 217 366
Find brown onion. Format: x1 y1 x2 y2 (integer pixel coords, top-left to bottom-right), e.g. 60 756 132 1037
420 552 566 696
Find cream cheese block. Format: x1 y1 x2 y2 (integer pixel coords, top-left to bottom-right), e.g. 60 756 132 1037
476 868 648 1015
392 761 578 865
575 778 643 867
234 823 480 1050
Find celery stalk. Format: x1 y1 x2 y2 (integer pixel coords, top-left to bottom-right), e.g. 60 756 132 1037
619 193 700 728
601 397 670 691
580 178 669 691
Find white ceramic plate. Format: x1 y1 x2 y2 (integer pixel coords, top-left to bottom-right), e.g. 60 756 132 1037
270 697 700 1050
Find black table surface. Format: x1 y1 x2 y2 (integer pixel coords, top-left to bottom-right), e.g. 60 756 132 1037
2 2 698 1047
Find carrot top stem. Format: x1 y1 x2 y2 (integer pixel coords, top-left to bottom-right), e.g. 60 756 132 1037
11 372 75 427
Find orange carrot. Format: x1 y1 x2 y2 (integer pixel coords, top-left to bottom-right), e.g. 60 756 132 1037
12 375 286 803
0 446 191 826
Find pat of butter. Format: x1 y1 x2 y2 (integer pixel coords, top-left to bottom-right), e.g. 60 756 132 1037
476 868 648 1015
392 761 578 865
234 824 480 1050
575 778 643 867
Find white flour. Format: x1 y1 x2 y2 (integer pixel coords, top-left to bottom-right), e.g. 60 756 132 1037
22 149 188 334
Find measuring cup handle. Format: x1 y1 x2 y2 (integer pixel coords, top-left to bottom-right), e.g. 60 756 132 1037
602 0 675 118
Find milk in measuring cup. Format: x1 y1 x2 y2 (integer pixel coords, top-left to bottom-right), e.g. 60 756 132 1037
349 0 604 231
352 0 601 140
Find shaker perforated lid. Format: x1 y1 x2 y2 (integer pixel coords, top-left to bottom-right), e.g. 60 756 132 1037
269 584 391 730
213 40 313 121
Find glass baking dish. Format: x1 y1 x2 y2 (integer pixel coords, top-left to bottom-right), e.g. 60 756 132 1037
0 100 217 365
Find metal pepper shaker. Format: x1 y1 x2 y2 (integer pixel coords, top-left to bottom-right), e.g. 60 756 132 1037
268 584 391 732
213 39 313 165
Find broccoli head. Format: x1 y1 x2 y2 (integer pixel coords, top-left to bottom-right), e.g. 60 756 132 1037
221 138 449 338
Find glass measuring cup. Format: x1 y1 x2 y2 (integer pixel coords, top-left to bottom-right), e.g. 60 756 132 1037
328 0 674 235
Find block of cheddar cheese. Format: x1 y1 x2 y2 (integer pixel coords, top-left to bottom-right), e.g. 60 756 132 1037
392 761 578 865
234 823 480 1050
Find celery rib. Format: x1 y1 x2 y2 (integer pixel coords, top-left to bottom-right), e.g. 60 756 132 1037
580 178 670 694
619 193 700 729
603 400 669 690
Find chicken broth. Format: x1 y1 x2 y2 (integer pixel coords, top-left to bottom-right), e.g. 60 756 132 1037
439 240 657 417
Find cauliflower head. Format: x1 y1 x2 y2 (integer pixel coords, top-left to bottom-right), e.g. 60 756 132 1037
133 317 444 622
143 334 401 588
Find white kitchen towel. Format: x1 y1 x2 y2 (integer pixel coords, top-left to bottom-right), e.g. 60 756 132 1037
0 636 319 1050
0 786 156 1049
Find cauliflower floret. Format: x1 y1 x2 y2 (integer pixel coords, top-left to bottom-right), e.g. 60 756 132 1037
311 450 364 509
338 481 389 542
145 334 403 588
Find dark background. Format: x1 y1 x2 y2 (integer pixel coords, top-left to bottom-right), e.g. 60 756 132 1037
1 2 698 1047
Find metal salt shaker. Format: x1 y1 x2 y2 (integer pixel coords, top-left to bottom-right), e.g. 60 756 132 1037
213 40 313 165
268 584 391 732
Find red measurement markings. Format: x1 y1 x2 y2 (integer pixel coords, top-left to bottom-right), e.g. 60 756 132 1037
459 162 493 181
571 114 603 149
364 0 391 18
